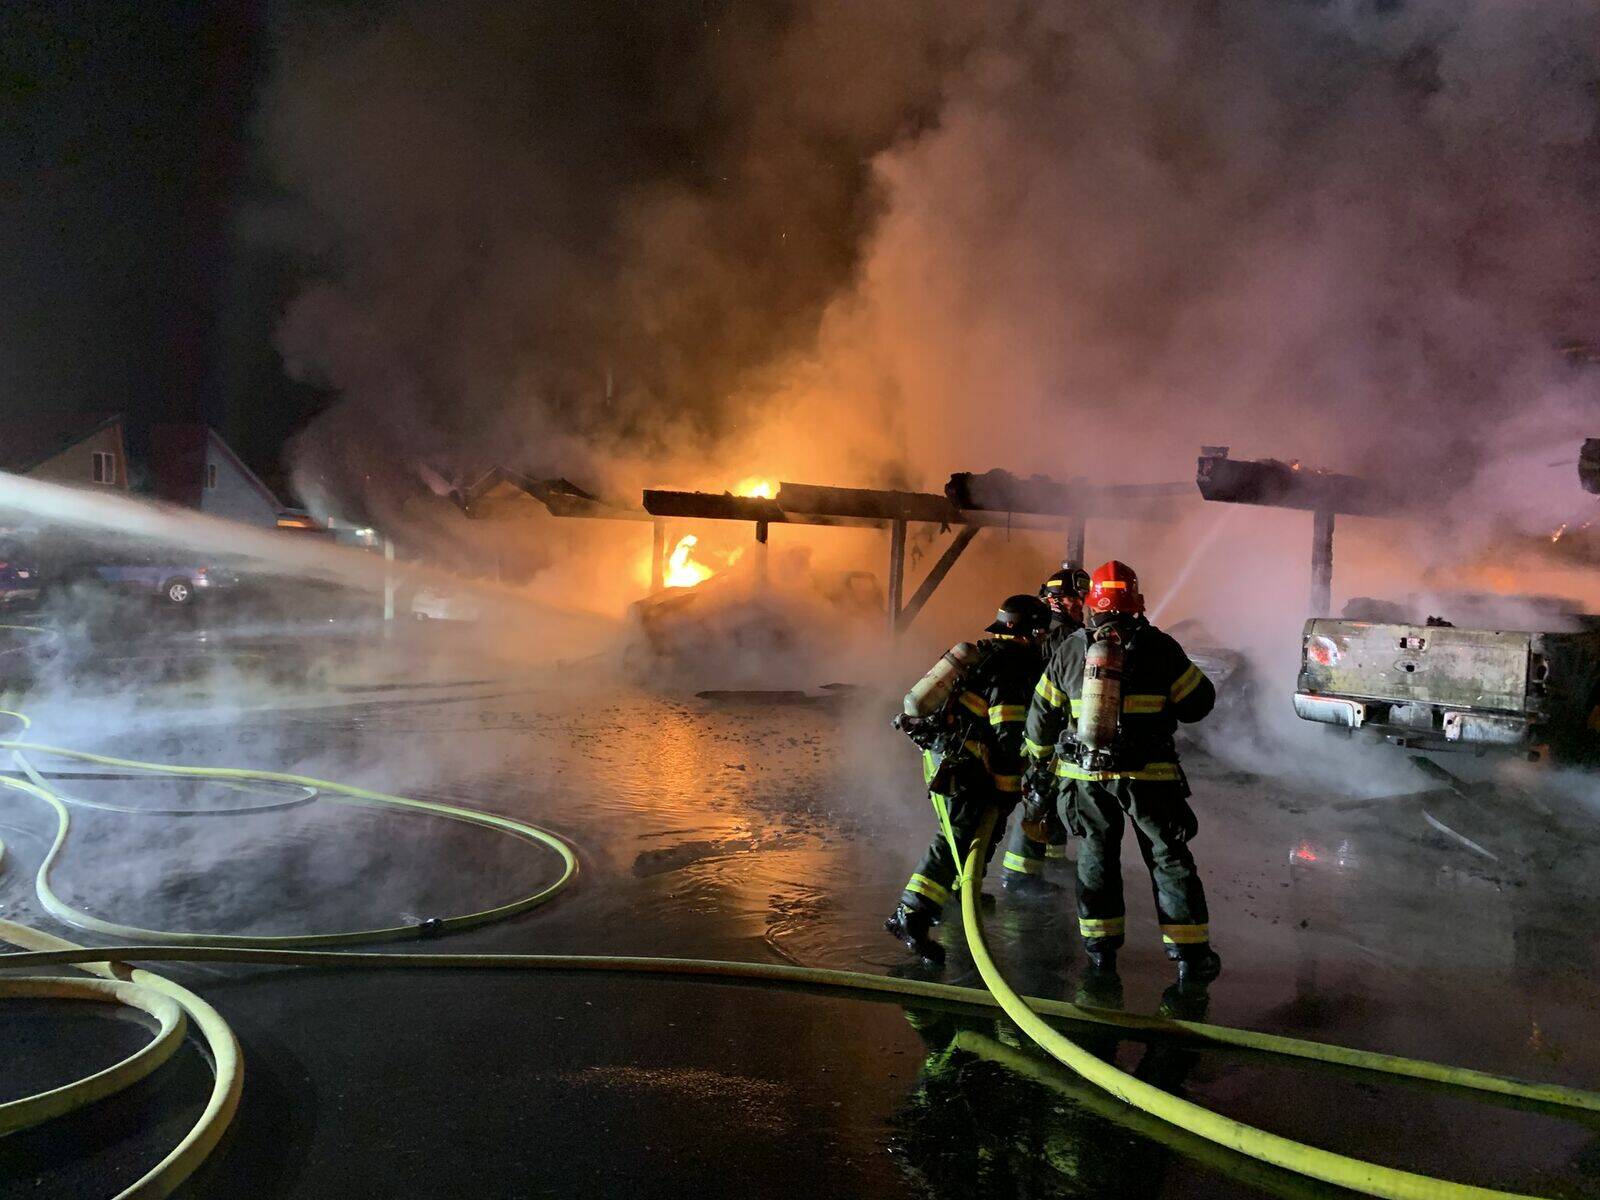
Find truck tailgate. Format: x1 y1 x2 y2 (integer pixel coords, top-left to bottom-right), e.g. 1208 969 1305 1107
1301 621 1531 713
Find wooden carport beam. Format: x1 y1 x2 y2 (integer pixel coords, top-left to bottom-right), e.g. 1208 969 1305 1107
1195 449 1406 617
638 477 1170 635
896 525 981 634
887 519 907 635
642 490 787 524
1311 510 1335 616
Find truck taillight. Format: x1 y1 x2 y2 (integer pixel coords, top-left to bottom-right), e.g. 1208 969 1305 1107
1307 635 1340 667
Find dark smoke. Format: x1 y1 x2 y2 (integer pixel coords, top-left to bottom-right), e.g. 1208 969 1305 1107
263 0 1600 548
262 0 962 510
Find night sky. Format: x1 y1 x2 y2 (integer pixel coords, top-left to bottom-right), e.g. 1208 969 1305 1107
1 1 314 491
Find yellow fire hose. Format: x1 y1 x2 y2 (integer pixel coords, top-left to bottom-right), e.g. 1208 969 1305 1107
3 722 1600 1199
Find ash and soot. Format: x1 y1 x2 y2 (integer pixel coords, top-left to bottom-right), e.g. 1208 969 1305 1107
6 4 1600 1200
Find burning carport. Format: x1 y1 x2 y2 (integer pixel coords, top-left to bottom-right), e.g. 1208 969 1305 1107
643 471 1188 633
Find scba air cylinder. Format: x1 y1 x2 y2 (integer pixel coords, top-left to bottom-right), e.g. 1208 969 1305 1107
1076 633 1124 751
904 642 982 718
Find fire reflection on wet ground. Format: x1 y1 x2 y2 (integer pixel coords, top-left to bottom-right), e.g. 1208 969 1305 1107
6 642 1600 1198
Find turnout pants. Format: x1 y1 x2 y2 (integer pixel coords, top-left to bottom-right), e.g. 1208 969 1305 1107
901 752 1016 918
1000 810 1070 878
1058 777 1211 958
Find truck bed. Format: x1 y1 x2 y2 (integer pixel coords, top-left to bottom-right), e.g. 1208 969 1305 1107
1294 618 1600 760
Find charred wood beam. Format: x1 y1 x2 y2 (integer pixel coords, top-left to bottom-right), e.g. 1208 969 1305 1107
775 481 1101 530
777 481 958 525
896 525 981 634
1064 516 1086 568
887 519 907 634
1195 452 1399 517
1311 510 1335 615
947 469 1188 521
650 519 665 591
642 490 787 523
1580 438 1600 495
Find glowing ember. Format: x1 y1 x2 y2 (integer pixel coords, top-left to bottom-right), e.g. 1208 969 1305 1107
1552 523 1568 543
665 534 715 587
733 476 776 499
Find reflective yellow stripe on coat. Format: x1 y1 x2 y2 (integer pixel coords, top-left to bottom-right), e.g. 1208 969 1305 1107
1034 676 1068 708
1170 664 1203 703
1054 762 1181 782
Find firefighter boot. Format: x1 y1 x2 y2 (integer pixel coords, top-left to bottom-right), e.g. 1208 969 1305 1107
1076 962 1124 1009
886 903 945 968
930 892 994 925
1001 871 1063 902
1084 939 1118 975
1176 947 1222 987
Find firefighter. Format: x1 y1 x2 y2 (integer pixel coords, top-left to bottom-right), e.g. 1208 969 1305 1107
887 593 1051 967
1021 560 1221 985
999 566 1090 898
1043 563 1091 636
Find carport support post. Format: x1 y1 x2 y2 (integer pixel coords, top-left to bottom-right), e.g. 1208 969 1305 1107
383 539 396 621
1065 515 1086 569
897 525 979 634
650 519 666 592
1311 509 1335 616
754 519 769 590
887 518 907 635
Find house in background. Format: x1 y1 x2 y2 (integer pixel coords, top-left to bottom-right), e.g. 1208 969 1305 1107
150 423 282 528
0 413 128 490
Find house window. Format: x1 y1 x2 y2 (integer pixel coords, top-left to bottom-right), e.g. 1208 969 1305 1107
92 451 116 485
206 463 218 490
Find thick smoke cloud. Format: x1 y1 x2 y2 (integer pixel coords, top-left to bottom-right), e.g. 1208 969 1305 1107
265 0 1600 549
263 0 961 509
755 2 1600 513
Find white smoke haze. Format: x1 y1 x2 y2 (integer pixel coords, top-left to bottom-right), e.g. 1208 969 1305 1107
242 1 1600 793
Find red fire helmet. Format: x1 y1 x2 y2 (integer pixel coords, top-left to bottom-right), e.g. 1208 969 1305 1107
1087 560 1144 615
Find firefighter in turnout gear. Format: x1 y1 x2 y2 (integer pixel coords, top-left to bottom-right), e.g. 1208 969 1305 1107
1000 566 1091 899
887 593 1051 967
1022 560 1222 986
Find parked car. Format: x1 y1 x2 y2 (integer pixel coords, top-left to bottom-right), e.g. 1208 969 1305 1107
411 586 483 622
63 554 240 606
0 544 42 608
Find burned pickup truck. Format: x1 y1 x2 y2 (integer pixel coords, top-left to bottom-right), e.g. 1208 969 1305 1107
1294 595 1600 763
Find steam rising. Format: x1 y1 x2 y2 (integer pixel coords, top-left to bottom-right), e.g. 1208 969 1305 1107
265 2 1599 526
252 0 1600 787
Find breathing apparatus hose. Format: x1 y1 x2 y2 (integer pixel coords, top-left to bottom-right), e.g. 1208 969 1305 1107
3 720 1600 1199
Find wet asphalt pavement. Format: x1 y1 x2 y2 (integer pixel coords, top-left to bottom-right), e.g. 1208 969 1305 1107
4 614 1600 1199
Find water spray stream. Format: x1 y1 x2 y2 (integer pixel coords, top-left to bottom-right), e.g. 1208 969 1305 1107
1149 507 1239 625
0 471 590 625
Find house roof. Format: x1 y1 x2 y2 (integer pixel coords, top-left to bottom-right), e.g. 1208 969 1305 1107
0 412 122 475
150 424 282 511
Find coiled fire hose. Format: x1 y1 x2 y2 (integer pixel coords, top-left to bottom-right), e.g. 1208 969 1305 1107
3 716 1600 1199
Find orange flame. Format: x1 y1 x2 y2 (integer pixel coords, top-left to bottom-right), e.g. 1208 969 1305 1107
733 476 776 499
665 534 715 587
